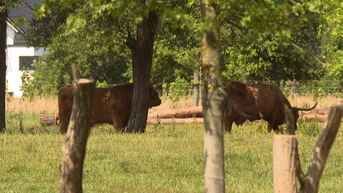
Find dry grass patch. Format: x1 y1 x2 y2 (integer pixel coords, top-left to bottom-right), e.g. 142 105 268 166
289 95 342 109
6 96 58 114
5 94 341 115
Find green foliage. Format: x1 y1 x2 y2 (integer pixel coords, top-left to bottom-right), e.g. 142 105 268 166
151 23 199 90
165 76 192 102
5 112 48 134
220 2 325 82
21 71 38 99
310 1 343 82
0 0 23 11
27 0 201 97
23 11 130 96
26 0 343 97
298 120 321 137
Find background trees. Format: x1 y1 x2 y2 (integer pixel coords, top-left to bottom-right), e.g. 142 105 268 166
23 1 342 98
23 18 130 97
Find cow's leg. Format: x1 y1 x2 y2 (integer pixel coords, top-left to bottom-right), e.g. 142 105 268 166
111 114 122 132
111 110 129 133
225 118 234 132
59 112 71 134
273 125 283 133
267 122 273 133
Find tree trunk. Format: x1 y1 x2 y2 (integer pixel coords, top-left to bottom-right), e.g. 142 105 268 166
200 1 226 193
126 10 158 133
193 70 200 107
60 79 95 193
0 7 7 133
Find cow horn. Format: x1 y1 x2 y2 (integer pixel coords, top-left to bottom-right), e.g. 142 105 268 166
293 102 318 111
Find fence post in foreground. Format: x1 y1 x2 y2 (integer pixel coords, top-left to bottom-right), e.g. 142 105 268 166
273 105 297 193
60 79 95 193
273 135 297 193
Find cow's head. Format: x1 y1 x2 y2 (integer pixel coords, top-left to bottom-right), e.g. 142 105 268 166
292 102 318 130
149 86 161 107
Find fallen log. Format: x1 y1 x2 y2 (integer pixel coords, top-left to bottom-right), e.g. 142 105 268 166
147 117 203 124
300 109 343 122
301 114 327 122
40 107 340 126
148 106 203 119
39 114 57 125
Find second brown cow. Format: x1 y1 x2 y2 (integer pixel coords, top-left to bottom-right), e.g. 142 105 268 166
225 81 317 133
58 83 161 133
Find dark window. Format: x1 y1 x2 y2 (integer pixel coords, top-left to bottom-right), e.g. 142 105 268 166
19 56 39 71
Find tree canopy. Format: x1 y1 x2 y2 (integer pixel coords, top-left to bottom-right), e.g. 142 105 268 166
22 0 343 96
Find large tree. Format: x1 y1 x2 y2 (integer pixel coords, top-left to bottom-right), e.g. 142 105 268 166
125 7 159 133
29 0 159 132
29 0 197 132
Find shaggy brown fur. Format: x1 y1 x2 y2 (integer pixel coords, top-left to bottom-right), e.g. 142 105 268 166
57 83 161 133
225 81 317 132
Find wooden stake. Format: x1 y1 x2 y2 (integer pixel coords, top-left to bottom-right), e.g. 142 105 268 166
273 135 297 193
60 79 95 193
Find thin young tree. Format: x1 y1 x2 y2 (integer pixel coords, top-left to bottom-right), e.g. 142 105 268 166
0 2 7 133
0 0 24 133
200 0 227 192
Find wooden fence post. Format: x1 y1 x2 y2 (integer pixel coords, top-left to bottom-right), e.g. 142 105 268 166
60 79 95 193
274 105 343 193
273 135 297 193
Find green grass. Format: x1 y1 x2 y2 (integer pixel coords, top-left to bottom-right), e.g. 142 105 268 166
1 119 343 193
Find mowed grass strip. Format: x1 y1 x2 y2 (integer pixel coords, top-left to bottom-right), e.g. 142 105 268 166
0 122 342 193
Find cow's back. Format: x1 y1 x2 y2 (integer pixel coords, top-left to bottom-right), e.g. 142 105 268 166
225 82 285 122
248 83 292 126
246 83 277 116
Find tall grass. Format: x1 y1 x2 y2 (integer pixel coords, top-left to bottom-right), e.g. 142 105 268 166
6 96 57 114
0 123 342 193
2 94 342 192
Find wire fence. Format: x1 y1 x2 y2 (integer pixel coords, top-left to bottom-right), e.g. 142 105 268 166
249 80 343 97
163 80 343 102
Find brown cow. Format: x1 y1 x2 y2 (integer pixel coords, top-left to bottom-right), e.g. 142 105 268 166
58 83 161 133
225 81 317 133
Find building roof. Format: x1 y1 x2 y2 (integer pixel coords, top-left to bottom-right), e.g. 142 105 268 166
7 0 42 45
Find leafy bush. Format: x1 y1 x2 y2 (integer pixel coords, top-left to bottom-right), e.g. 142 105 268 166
164 77 192 102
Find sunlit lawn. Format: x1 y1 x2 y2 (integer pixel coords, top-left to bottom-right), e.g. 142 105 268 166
1 120 342 193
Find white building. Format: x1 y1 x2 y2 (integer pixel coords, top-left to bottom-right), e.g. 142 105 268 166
6 0 43 97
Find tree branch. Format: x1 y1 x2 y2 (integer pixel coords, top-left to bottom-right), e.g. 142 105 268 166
125 28 136 52
300 105 343 192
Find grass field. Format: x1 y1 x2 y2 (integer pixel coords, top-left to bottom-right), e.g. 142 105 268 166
1 95 342 192
1 121 342 193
